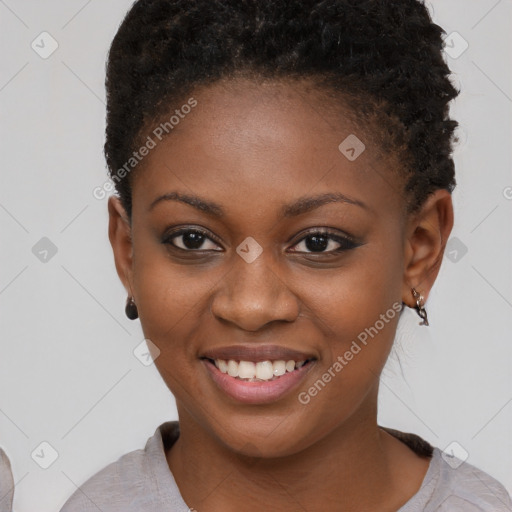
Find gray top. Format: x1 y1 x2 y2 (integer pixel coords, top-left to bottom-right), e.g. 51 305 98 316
60 422 512 511
0 448 14 512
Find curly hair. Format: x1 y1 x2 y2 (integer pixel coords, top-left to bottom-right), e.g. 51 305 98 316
105 0 459 218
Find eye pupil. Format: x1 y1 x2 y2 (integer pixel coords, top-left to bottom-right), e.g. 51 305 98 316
183 231 205 249
305 234 328 252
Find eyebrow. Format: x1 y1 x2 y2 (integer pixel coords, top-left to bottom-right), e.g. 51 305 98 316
148 191 368 217
281 192 368 216
149 192 224 217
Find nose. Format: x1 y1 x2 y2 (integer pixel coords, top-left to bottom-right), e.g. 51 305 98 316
210 252 300 332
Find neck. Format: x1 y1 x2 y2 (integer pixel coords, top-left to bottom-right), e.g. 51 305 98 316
166 391 427 512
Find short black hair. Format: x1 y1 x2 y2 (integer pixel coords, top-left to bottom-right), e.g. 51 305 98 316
105 0 459 218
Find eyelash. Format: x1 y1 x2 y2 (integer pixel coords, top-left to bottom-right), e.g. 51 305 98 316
162 227 359 254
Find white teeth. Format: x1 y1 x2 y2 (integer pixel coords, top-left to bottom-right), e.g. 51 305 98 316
238 361 256 379
227 359 239 377
256 361 274 380
213 358 308 381
273 360 286 376
285 360 295 372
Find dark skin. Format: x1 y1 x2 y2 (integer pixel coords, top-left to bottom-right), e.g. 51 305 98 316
108 78 454 511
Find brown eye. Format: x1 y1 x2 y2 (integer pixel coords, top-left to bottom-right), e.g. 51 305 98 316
289 230 359 254
163 228 222 251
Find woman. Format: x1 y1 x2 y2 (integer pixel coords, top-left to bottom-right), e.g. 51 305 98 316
61 0 512 510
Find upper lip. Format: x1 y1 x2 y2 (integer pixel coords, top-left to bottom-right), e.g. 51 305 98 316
200 344 316 363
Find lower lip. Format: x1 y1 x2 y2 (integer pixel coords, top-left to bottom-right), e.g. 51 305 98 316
202 359 315 404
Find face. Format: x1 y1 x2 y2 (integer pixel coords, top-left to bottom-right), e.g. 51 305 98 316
110 78 449 457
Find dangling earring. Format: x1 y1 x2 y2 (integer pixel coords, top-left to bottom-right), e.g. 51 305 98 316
411 288 429 326
125 296 138 320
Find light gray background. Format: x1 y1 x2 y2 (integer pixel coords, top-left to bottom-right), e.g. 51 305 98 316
0 1 511 510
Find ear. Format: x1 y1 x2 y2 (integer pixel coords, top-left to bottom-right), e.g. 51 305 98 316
402 189 454 307
108 196 134 297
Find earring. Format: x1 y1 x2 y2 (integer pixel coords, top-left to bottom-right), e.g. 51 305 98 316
125 296 139 320
411 288 429 326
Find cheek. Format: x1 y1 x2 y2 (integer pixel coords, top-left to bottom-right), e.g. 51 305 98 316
290 232 404 409
131 234 222 357
293 228 404 343
132 249 218 403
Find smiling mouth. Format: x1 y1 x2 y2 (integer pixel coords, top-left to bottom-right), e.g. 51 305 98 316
201 357 315 382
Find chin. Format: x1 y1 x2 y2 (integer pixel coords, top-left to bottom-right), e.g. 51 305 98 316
203 410 318 459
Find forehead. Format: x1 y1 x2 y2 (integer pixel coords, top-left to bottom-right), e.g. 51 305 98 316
132 78 404 220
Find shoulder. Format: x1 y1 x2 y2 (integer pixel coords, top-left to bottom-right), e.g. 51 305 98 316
427 447 512 511
0 448 14 511
60 421 184 512
60 447 147 510
59 444 151 511
381 427 512 512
